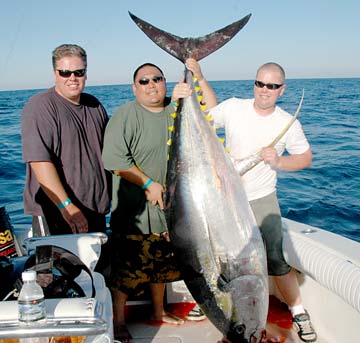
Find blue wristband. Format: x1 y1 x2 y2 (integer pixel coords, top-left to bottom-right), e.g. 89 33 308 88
141 178 153 190
57 198 72 209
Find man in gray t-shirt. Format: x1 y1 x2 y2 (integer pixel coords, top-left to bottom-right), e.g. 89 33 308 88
21 44 110 237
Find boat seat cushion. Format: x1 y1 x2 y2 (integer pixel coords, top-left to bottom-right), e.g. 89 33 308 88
23 233 107 271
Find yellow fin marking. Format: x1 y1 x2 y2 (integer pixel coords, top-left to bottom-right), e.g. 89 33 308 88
170 112 177 119
167 139 172 146
168 125 174 132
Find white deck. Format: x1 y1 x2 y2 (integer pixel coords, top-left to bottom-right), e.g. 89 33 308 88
126 320 222 343
121 218 360 342
121 299 329 343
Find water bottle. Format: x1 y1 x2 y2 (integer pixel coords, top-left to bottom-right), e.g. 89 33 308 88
18 270 47 343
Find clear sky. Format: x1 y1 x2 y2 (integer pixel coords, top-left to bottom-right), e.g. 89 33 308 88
1 0 359 91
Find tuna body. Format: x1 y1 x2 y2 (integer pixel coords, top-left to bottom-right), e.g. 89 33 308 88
165 71 268 342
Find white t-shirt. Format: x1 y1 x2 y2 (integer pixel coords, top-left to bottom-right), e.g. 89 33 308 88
210 98 310 201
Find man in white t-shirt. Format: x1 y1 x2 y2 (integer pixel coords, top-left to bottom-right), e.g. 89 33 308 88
210 63 317 343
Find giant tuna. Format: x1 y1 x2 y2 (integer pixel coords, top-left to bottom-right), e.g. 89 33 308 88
130 12 268 342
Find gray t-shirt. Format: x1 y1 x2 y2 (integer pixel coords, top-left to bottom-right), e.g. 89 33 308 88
21 87 110 215
102 99 175 234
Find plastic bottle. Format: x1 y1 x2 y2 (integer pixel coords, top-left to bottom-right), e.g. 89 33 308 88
18 270 47 343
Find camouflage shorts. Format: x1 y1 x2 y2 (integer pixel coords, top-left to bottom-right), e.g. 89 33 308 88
110 233 181 296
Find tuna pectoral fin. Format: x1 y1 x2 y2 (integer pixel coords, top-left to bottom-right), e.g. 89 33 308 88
217 255 246 289
129 11 251 63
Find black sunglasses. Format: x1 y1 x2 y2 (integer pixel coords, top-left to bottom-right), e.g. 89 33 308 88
138 76 164 85
254 80 283 90
57 69 86 78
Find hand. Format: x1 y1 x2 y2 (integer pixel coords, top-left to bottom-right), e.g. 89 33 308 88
60 203 89 233
145 180 165 209
171 79 192 103
261 147 280 169
185 58 204 81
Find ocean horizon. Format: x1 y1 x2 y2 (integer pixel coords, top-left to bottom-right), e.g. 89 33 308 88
2 76 359 93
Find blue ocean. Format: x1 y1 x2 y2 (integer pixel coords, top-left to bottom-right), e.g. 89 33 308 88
0 78 359 243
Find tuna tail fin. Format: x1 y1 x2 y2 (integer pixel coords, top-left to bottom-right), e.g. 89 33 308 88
129 11 251 63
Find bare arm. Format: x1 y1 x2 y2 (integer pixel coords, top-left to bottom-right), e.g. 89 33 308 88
113 165 165 209
261 148 312 171
29 161 88 233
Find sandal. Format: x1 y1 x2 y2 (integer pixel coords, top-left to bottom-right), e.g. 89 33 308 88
114 324 133 343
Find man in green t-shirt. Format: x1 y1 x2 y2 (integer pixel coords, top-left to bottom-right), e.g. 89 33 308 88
102 59 216 342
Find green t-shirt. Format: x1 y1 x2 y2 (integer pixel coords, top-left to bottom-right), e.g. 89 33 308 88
102 99 175 234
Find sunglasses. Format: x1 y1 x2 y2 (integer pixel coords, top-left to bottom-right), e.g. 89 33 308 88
57 68 86 78
138 76 164 85
254 80 283 90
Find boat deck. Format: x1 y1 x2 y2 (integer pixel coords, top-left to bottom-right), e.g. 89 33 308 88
122 296 326 343
8 223 354 342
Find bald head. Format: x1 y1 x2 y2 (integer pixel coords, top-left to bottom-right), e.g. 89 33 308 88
256 63 285 84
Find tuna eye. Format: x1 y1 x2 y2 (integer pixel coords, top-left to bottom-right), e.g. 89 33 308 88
227 323 246 342
234 324 245 335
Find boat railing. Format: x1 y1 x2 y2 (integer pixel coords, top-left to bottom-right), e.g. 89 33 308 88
0 316 107 340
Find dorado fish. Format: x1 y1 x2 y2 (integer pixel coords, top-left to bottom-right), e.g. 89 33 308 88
130 12 268 342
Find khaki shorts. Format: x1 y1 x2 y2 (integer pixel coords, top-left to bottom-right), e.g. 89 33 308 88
110 233 181 296
250 192 291 276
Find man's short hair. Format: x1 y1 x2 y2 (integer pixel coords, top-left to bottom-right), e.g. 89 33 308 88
52 44 87 70
133 63 164 82
257 62 285 82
